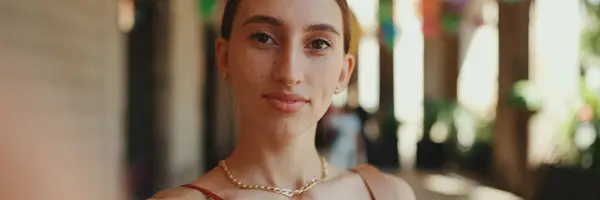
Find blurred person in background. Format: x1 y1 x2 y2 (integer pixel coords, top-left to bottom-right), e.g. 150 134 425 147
329 105 362 169
150 0 414 199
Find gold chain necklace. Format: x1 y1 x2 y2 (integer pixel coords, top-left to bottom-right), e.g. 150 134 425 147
218 157 328 197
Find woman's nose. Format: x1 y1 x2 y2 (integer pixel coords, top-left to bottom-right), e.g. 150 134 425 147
271 44 305 87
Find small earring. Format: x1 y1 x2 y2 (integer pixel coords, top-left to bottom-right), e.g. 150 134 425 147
223 73 229 79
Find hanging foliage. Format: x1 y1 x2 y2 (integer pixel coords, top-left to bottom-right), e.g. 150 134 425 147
582 1 600 60
379 0 394 23
507 80 541 112
442 13 461 34
379 0 398 51
198 0 217 20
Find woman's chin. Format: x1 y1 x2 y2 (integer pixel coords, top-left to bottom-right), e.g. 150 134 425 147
243 114 315 141
262 124 309 142
271 129 304 141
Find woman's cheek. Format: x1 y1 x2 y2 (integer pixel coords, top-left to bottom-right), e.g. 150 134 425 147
231 49 274 80
311 59 343 84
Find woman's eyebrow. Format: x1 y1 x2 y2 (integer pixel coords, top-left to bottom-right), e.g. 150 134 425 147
242 15 340 37
243 15 283 27
305 24 340 36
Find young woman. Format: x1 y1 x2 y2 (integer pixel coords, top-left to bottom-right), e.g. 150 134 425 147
150 0 415 199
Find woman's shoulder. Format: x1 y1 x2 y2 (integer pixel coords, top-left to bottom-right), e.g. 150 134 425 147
351 165 416 200
147 186 209 200
382 173 416 200
148 169 226 200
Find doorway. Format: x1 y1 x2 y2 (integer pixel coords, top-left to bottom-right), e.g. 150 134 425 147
126 0 160 199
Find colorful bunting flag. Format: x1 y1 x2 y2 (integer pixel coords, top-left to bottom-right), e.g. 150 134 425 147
423 21 442 38
381 19 398 50
379 0 396 50
421 0 442 39
445 0 469 14
501 0 522 3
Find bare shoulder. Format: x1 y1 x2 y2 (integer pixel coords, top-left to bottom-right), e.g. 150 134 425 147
383 174 416 200
147 186 208 200
148 168 226 200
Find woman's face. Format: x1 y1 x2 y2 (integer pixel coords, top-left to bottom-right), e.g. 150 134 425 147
216 0 355 138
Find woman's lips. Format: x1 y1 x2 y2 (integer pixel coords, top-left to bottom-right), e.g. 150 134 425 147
262 92 310 113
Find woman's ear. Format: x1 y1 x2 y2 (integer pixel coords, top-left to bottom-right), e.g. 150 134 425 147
335 53 356 94
215 38 230 79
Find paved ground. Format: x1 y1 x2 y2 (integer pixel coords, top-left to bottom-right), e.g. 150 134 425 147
321 149 521 200
397 171 468 200
395 170 523 200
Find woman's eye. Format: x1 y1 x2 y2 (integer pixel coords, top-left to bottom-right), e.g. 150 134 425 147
250 33 273 44
310 39 332 50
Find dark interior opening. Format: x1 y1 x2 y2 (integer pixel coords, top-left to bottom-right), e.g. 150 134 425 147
126 0 159 198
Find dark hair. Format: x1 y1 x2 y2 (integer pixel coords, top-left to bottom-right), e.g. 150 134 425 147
220 0 351 54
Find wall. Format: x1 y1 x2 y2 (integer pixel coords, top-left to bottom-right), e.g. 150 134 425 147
0 0 125 199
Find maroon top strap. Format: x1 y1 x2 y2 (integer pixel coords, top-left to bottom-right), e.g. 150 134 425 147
181 184 224 200
351 165 398 200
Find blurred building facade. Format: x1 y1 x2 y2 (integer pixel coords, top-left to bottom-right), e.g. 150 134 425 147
2 0 599 200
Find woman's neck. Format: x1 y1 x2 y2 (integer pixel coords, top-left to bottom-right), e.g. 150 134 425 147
224 121 323 190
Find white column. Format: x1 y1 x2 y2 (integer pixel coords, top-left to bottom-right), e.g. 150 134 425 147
528 0 582 166
394 0 425 169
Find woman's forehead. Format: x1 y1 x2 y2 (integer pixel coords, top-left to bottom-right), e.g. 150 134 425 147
234 0 344 30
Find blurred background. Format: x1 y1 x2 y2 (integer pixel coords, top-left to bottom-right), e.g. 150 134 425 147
1 0 600 199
